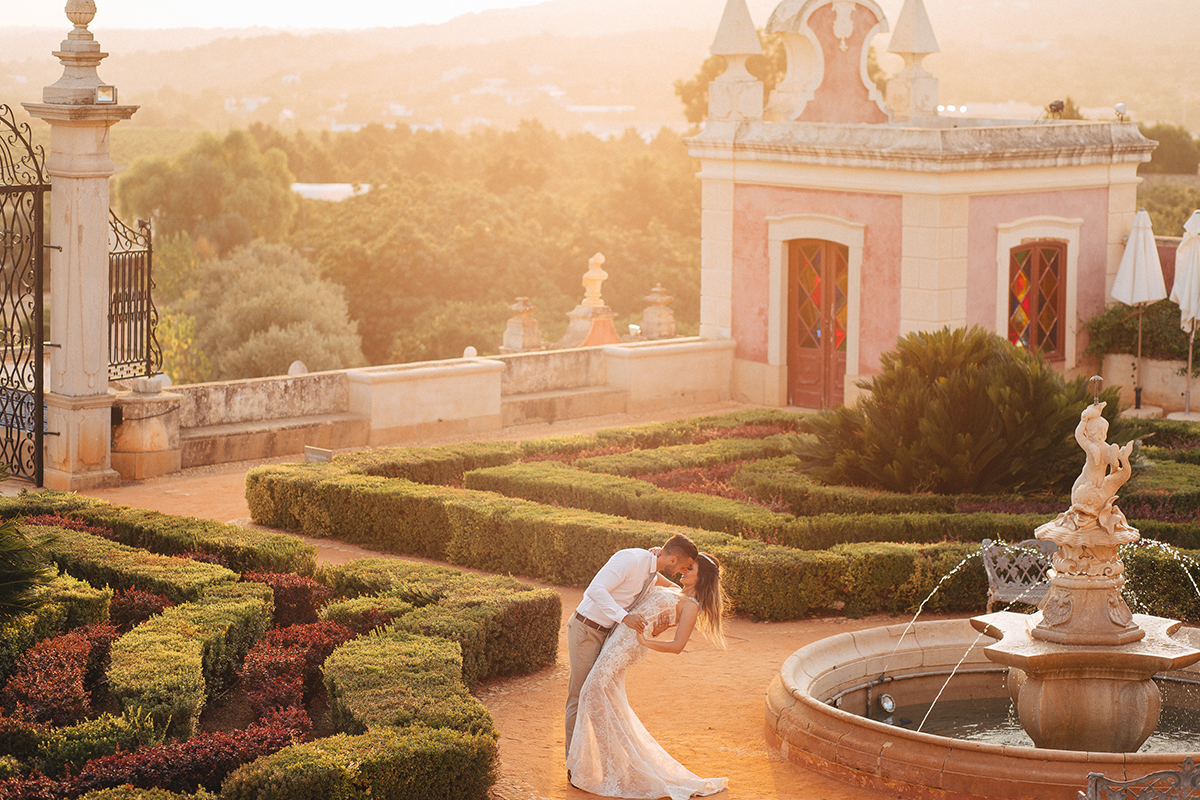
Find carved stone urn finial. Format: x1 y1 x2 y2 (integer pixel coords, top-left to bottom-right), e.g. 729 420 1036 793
65 0 98 32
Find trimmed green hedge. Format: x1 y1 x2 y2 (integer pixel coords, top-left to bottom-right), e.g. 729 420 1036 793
107 582 273 737
33 525 239 603
0 574 112 687
337 441 522 484
3 493 315 575
322 408 810 487
37 710 161 778
317 559 559 686
246 462 991 620
220 727 496 800
574 435 804 477
324 631 493 735
590 408 807 449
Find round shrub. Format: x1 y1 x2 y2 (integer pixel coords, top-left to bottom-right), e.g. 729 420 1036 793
797 326 1126 495
242 572 333 627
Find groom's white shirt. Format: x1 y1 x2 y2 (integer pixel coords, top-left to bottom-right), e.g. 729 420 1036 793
576 548 656 628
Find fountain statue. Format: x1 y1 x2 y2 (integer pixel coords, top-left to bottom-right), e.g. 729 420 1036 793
971 398 1200 752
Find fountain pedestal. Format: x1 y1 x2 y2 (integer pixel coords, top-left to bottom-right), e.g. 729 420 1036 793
974 399 1200 752
973 611 1200 752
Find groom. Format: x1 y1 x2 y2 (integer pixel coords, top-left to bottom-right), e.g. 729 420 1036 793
564 532 699 760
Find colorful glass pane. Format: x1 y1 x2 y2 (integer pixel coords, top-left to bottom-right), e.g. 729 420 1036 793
834 245 848 350
796 246 821 349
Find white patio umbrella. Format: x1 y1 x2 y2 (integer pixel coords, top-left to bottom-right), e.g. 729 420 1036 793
1171 210 1200 413
1112 208 1167 408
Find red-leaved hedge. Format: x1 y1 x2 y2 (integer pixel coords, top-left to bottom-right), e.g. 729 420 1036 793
242 572 333 627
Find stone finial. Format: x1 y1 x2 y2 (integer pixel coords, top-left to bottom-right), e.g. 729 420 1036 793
555 254 622 348
44 0 112 105
887 0 939 56
711 0 763 56
708 0 765 121
640 284 676 340
501 296 544 353
885 0 940 122
581 253 608 309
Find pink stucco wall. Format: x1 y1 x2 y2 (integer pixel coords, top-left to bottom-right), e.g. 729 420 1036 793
732 184 903 374
966 188 1110 361
797 4 889 125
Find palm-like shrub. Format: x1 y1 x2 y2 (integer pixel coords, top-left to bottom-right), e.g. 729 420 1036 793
0 518 55 624
797 327 1124 495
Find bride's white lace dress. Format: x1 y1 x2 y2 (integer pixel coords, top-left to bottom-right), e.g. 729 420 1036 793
566 586 728 799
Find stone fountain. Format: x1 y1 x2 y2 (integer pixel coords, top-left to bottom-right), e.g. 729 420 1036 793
766 395 1200 799
971 400 1200 752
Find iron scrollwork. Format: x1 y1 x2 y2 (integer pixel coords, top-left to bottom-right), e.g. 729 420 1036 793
108 210 163 380
0 104 47 485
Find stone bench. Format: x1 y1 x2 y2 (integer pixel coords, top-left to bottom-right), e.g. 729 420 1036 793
981 537 1057 613
180 412 369 468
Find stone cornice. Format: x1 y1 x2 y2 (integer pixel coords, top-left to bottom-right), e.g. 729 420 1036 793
687 120 1155 172
22 102 138 123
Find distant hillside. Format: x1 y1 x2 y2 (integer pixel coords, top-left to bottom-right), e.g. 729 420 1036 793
2 0 1197 133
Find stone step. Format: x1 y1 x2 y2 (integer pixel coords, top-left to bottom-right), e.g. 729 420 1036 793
501 385 627 427
180 412 370 468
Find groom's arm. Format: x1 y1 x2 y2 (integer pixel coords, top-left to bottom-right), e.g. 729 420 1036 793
582 550 643 628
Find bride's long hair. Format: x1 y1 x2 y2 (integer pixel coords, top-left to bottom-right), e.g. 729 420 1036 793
694 552 726 648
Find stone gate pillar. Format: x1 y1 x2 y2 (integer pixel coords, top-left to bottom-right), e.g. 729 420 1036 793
24 0 136 490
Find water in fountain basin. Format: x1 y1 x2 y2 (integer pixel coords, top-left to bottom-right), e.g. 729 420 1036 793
878 685 1200 753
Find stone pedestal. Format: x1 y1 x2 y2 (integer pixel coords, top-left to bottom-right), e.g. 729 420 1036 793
111 379 181 480
556 253 623 349
640 284 676 340
43 392 119 490
500 297 544 353
974 611 1200 752
557 305 622 348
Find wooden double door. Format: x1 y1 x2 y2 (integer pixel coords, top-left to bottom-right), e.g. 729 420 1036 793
787 239 848 409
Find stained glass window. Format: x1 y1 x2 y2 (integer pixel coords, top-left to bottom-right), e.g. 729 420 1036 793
1008 241 1065 358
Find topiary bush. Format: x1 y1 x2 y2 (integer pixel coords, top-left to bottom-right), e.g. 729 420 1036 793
797 326 1126 495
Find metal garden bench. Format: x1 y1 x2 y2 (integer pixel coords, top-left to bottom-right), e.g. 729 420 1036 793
1079 757 1200 799
980 537 1057 613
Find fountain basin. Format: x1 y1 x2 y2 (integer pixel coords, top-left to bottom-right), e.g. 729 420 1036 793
766 619 1200 800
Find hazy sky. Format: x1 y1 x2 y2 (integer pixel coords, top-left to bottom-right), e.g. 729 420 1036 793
8 0 550 29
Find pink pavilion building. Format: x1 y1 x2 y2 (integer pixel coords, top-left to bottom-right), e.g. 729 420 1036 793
690 0 1155 409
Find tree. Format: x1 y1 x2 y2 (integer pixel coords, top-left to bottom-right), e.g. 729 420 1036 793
177 241 365 381
674 34 887 125
117 130 298 255
1138 179 1200 236
0 518 54 624
1139 123 1200 175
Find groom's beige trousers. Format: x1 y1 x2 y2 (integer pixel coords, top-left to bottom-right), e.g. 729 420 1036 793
564 615 609 759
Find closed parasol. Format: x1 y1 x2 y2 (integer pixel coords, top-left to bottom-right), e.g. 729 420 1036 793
1171 210 1200 413
1112 208 1167 408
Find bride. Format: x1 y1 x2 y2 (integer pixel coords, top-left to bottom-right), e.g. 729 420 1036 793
566 552 728 798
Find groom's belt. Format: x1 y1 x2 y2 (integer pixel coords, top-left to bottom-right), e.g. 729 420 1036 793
574 612 614 633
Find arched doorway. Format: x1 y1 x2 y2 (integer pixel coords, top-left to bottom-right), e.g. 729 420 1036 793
787 238 848 408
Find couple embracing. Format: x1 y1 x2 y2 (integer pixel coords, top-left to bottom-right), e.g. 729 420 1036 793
564 533 728 798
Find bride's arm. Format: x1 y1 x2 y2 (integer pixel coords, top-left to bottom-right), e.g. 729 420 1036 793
636 601 699 654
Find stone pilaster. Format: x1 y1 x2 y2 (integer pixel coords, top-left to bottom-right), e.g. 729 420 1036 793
23 1 136 490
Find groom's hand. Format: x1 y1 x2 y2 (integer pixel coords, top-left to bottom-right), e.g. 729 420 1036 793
622 613 647 633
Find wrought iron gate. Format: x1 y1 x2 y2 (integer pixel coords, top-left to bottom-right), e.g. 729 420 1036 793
0 104 46 485
108 211 162 380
